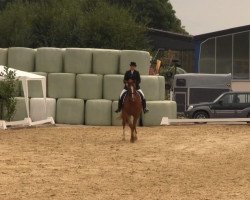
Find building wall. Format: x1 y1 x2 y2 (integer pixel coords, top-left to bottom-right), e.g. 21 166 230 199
231 81 250 91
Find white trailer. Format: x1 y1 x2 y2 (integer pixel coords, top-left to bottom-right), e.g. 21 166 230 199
173 73 232 113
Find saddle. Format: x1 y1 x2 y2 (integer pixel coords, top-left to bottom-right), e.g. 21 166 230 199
121 91 142 105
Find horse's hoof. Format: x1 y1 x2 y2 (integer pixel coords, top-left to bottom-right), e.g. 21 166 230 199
130 138 135 143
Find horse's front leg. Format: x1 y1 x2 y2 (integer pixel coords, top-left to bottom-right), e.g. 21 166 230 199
129 117 136 143
122 119 126 141
133 117 138 141
130 126 135 143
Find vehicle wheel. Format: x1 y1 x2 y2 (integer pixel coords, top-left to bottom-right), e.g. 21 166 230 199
193 111 209 119
247 113 250 123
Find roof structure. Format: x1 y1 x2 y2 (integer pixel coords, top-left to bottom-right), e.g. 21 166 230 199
194 25 250 41
148 25 250 50
147 28 194 51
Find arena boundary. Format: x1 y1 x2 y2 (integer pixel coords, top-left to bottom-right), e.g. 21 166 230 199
161 117 250 125
0 117 55 130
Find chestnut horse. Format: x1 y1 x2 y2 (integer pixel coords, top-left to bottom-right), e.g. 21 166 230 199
121 79 142 143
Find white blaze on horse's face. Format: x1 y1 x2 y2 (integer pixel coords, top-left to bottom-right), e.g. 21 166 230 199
131 85 134 101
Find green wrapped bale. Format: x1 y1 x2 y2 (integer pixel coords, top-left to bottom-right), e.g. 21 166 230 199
140 75 160 101
48 73 75 98
8 47 35 72
28 72 47 98
112 101 122 126
30 98 56 121
103 75 124 100
35 47 63 72
142 101 177 126
56 98 84 125
158 76 165 100
20 72 47 98
85 99 112 126
93 49 120 74
119 50 150 75
12 97 28 121
170 100 178 119
64 48 92 74
0 48 7 65
76 74 103 100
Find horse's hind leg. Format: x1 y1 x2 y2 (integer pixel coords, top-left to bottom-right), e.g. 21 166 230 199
130 127 135 143
129 120 135 143
134 127 137 141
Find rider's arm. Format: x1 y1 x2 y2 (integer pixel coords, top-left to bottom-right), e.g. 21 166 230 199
123 71 129 83
137 71 141 84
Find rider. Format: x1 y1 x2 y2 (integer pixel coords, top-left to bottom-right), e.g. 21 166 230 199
115 61 149 114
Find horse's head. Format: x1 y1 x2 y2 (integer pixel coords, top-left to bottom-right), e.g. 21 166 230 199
125 79 136 101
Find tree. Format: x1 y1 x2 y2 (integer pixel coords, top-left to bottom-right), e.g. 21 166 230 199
0 66 18 121
0 0 150 49
80 1 149 49
0 1 33 47
107 0 188 34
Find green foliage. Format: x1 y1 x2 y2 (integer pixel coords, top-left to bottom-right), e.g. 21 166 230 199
0 0 150 49
81 1 148 49
0 1 33 47
107 0 188 34
0 66 18 121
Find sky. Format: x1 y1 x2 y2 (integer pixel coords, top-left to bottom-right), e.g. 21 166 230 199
169 0 250 35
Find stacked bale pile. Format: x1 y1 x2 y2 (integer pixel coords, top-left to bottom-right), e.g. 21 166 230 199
0 47 177 126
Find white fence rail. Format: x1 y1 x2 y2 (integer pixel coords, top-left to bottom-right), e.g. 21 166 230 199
0 117 55 130
161 117 250 125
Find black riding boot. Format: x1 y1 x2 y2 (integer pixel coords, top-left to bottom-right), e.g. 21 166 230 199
142 98 149 114
115 98 123 113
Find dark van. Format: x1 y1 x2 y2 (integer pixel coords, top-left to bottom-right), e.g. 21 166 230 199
185 91 250 119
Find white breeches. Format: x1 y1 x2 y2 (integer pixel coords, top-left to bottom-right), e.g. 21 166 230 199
120 89 127 98
119 89 145 99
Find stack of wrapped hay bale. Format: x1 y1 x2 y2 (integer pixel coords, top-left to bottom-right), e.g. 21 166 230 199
0 47 176 126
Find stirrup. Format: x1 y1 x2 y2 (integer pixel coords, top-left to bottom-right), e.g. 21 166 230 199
143 108 149 114
115 108 121 113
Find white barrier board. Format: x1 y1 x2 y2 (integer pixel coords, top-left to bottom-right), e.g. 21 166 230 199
0 117 55 130
161 117 250 125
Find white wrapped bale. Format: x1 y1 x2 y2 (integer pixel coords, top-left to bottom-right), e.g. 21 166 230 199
0 48 7 65
120 50 150 75
64 48 92 74
142 101 177 126
76 74 103 100
140 75 160 101
48 73 75 98
56 98 84 125
12 97 28 121
35 47 63 72
103 75 124 100
8 47 35 72
30 98 56 121
158 76 165 100
85 99 112 126
93 49 120 74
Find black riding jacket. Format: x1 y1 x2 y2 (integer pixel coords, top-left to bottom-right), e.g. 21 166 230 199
124 69 141 90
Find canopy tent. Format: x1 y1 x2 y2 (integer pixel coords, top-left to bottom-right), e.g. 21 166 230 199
0 65 54 129
0 65 46 118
